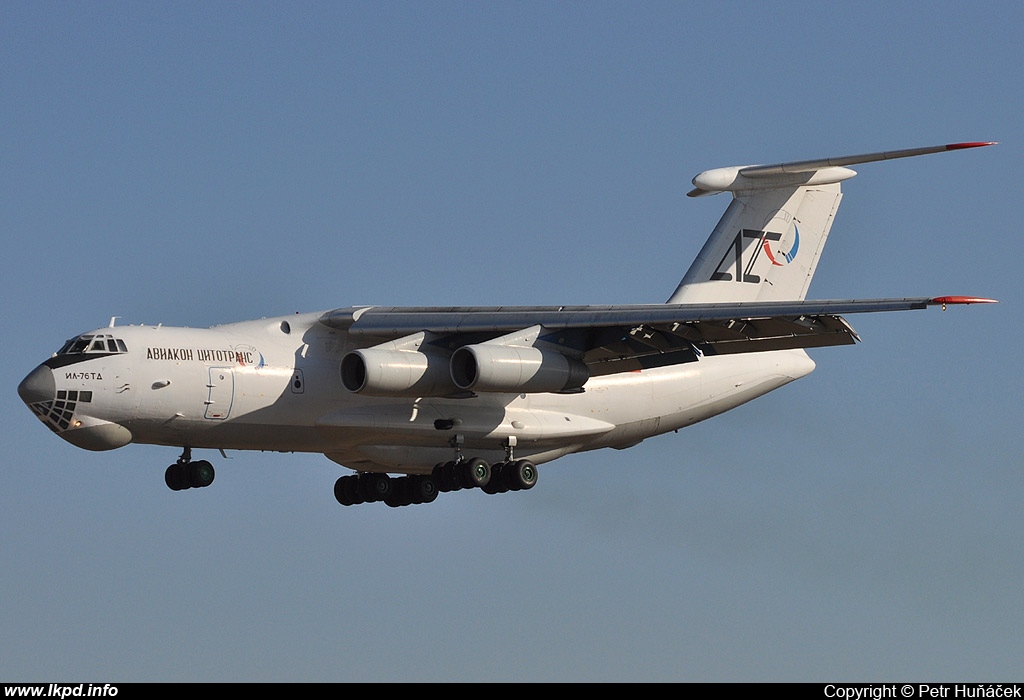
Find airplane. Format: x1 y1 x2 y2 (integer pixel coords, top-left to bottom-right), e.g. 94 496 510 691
18 142 997 507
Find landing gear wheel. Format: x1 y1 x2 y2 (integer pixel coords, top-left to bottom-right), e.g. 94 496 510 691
334 474 364 506
459 458 491 489
358 472 392 502
382 475 439 507
410 475 438 504
432 462 450 492
433 461 461 492
334 476 349 505
188 460 215 488
482 462 510 494
165 463 189 491
506 460 538 491
384 477 410 507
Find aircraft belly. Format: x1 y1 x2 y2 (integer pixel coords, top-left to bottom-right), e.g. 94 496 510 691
315 401 616 448
317 396 612 472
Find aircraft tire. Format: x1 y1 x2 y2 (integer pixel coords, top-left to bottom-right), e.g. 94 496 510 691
165 463 189 491
493 462 511 493
188 460 215 488
431 463 450 492
460 458 491 489
435 461 461 492
411 475 438 504
482 462 509 494
333 476 349 505
334 475 363 506
359 472 392 502
384 477 409 507
480 463 499 494
507 460 538 491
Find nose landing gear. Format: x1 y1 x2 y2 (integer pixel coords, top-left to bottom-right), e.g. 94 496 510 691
164 447 216 491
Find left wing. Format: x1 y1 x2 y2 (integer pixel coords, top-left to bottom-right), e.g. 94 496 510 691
320 296 994 395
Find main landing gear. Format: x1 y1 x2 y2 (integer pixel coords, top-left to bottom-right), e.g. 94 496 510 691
334 436 539 507
164 447 215 491
332 457 539 508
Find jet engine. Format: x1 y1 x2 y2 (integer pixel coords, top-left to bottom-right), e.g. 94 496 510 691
449 344 589 394
341 349 456 396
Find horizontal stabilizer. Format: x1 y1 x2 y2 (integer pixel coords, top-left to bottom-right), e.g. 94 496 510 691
688 141 996 196
740 142 997 177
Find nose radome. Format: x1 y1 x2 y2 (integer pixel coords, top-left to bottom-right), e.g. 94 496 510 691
18 365 55 405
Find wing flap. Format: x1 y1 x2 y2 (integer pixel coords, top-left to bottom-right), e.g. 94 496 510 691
680 314 860 356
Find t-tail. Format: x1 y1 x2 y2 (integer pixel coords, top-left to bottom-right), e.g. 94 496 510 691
667 142 996 304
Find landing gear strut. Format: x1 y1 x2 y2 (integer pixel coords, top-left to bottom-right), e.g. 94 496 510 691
164 447 215 491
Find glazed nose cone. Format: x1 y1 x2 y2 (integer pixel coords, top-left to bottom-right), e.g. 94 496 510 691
18 365 55 405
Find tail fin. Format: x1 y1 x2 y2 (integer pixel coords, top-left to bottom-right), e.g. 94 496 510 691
666 142 995 304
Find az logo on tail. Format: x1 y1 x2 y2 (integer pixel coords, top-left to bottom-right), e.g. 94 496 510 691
710 228 793 283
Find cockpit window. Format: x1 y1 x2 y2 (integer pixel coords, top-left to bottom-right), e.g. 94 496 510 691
56 334 129 355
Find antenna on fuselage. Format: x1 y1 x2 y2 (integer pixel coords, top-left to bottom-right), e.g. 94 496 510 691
109 316 120 328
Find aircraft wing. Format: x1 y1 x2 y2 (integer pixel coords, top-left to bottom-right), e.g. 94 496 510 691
320 296 994 381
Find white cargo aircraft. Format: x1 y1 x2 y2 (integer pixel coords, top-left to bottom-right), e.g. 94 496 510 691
19 142 997 507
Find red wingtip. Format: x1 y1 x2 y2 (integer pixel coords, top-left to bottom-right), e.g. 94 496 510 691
946 142 998 150
931 296 999 305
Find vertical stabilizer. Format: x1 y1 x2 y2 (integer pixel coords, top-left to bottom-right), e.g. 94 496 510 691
667 183 842 303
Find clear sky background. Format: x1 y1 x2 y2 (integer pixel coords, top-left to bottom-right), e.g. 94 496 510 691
2 1 1021 682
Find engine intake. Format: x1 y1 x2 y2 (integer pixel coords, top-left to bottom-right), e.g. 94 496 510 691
450 345 589 393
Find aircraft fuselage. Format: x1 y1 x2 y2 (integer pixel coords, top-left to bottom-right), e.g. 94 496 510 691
19 311 815 474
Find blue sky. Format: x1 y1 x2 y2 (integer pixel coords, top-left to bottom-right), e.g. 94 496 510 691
2 1 1021 681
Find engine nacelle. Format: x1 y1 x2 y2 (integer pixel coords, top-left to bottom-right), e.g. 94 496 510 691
341 349 456 396
450 344 589 393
